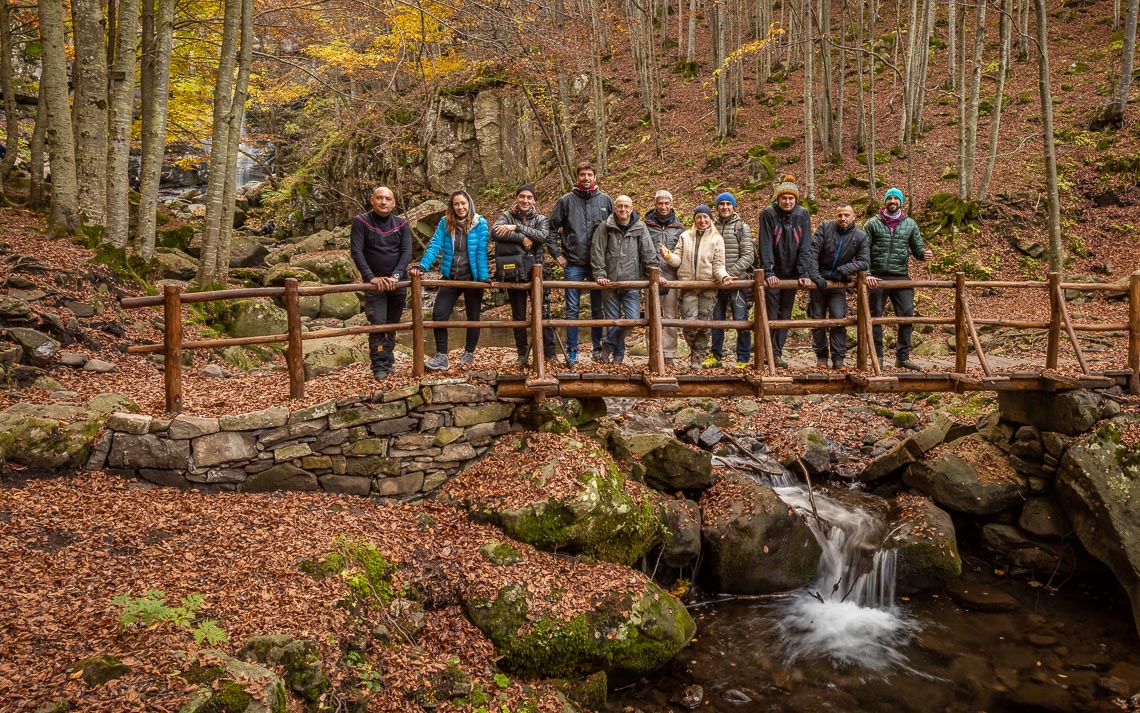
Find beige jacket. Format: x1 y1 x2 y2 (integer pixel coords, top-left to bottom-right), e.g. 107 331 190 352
667 227 728 283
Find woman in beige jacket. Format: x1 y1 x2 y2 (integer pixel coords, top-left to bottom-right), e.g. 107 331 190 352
662 205 735 368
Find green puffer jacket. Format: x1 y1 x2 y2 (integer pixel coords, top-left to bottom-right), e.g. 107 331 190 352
863 212 927 277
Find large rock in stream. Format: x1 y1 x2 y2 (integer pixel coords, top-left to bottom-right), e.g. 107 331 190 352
594 417 714 491
903 435 1026 516
888 493 961 593
441 432 661 565
699 472 821 594
1055 421 1140 640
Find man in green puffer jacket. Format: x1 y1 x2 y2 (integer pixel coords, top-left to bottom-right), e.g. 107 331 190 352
864 187 933 371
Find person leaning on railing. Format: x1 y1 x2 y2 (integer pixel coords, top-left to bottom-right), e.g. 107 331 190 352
591 195 659 365
661 204 734 370
409 189 490 371
643 189 685 367
758 175 813 368
710 191 756 370
492 184 556 371
805 202 869 373
349 186 412 382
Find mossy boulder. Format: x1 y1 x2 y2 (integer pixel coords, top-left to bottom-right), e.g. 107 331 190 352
997 390 1103 436
903 435 1026 516
0 406 103 470
512 397 608 433
152 247 198 281
263 263 319 287
779 427 833 479
265 230 349 266
1055 424 1140 641
72 654 131 687
464 579 695 678
699 472 821 594
224 299 288 339
155 224 195 251
238 635 330 703
289 251 360 284
7 327 60 366
888 494 961 593
319 291 362 320
302 336 369 378
596 421 714 492
179 650 287 713
444 433 662 565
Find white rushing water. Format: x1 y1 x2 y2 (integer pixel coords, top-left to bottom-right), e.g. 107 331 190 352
759 473 921 671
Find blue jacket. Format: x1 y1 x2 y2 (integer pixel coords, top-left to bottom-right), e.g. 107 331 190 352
418 206 490 281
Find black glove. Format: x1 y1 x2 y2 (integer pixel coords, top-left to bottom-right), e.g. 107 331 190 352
814 276 828 292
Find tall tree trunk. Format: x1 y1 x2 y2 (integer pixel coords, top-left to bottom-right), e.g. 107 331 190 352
803 0 816 200
38 0 80 233
72 0 109 226
960 0 985 200
198 0 243 286
754 0 771 96
1018 0 1030 59
0 0 18 183
867 0 878 203
1112 0 1139 119
29 87 46 207
947 0 957 88
105 0 140 248
979 0 1012 201
713 0 730 137
816 0 838 159
589 0 608 174
137 0 174 261
956 1 968 200
855 0 867 152
1035 0 1062 272
140 0 155 146
687 0 697 63
836 0 847 152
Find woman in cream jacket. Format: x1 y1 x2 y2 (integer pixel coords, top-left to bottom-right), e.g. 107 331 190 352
661 205 735 369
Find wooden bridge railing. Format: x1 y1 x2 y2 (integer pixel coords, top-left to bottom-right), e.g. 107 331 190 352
121 266 1140 412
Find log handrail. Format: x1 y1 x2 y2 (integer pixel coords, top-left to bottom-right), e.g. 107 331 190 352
119 268 1140 411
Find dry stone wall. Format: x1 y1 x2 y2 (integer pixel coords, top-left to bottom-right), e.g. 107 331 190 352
90 378 518 496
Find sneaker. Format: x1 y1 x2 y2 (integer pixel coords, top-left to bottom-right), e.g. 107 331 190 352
459 351 475 366
517 352 529 371
425 353 449 371
690 354 703 369
591 348 605 363
373 369 389 381
701 355 721 369
816 359 829 370
833 361 847 373
598 345 613 364
566 352 578 367
734 361 749 370
775 358 788 368
896 359 921 371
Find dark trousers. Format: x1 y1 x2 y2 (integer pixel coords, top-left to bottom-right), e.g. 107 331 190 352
711 288 752 362
869 278 915 361
365 288 406 373
507 288 556 359
809 288 849 363
601 288 640 361
433 286 484 354
764 287 798 358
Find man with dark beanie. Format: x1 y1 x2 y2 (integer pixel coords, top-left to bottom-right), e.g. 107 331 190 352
805 203 869 372
492 184 555 370
864 187 932 371
349 186 412 381
548 161 614 367
758 175 813 368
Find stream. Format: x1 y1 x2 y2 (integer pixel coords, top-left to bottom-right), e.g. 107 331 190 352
602 405 1140 713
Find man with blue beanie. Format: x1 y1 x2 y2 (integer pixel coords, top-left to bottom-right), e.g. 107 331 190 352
709 191 755 368
863 187 933 371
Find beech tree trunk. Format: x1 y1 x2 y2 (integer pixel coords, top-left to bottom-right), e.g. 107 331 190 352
38 0 80 233
687 0 697 62
960 0 985 200
72 0 109 226
211 0 253 282
0 0 17 183
1112 0 1139 120
30 87 46 207
947 0 957 88
1035 0 1063 273
803 0 816 200
979 0 1012 201
105 0 140 248
137 0 175 261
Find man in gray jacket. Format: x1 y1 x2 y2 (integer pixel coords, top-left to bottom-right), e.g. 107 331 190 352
592 195 658 364
710 192 756 368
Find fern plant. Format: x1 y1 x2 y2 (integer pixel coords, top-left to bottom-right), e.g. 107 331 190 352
111 590 228 646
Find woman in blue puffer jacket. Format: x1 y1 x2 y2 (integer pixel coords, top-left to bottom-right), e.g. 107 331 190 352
409 189 489 370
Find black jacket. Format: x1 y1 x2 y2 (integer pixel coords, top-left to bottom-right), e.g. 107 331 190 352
644 209 685 280
758 203 813 279
548 185 614 268
806 220 870 283
492 206 549 280
350 210 412 282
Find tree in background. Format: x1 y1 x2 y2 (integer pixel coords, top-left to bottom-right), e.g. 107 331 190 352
37 0 80 234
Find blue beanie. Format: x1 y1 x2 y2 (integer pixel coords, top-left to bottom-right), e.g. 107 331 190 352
694 204 714 219
884 188 905 204
715 192 736 208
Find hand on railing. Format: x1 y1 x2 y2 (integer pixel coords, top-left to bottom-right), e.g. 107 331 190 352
722 275 735 286
866 275 880 289
596 277 611 287
370 276 399 291
766 275 779 287
797 277 812 288
408 265 425 277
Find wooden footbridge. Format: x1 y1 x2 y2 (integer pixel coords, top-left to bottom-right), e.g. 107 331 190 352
121 267 1140 411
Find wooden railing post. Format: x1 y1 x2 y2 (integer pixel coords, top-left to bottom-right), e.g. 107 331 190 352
1131 270 1140 395
645 266 665 375
857 276 882 375
529 264 547 381
754 270 775 374
856 272 869 371
284 278 305 399
1046 272 1061 369
954 272 968 374
411 271 425 377
163 284 183 413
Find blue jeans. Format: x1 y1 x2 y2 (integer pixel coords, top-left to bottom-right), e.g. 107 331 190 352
602 288 640 361
563 264 603 355
711 288 752 363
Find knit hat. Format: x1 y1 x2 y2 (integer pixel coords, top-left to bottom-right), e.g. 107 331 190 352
715 192 736 207
694 204 714 219
884 187 905 204
774 175 800 201
516 184 536 197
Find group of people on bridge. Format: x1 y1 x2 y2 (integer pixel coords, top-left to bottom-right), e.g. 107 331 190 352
349 165 933 382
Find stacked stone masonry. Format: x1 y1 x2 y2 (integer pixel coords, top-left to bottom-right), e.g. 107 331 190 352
91 378 517 496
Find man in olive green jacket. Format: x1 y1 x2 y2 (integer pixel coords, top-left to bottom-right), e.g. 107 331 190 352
864 187 933 371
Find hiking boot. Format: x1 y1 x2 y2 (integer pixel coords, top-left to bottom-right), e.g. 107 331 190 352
373 369 389 381
701 354 721 369
425 353 449 371
591 348 605 363
833 360 847 373
816 359 829 370
566 351 578 368
459 350 475 366
517 352 529 371
598 345 613 364
734 361 749 370
775 357 788 368
896 359 921 371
